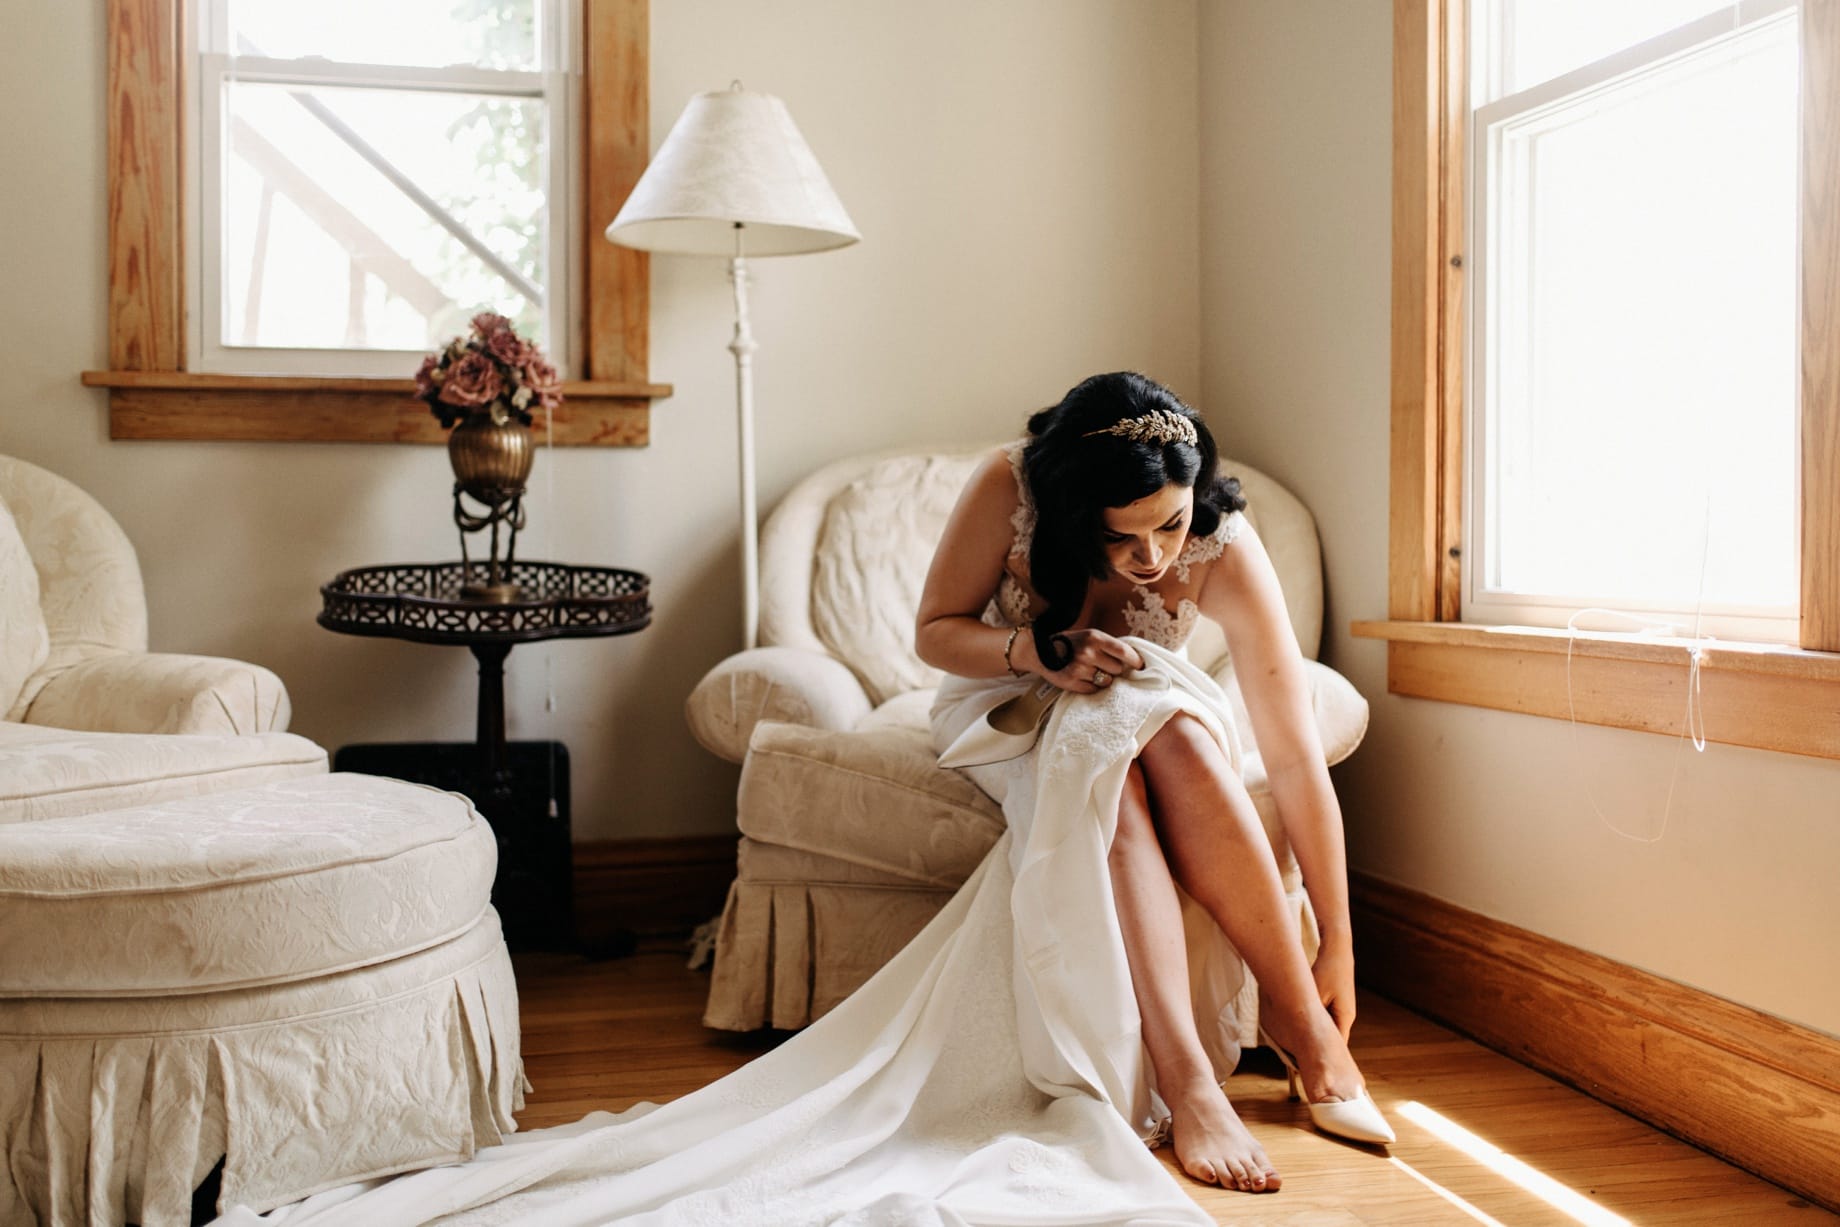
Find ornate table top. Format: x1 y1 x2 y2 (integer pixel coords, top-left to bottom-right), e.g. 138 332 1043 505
318 561 651 646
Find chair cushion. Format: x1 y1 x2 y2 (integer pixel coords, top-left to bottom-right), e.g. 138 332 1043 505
854 688 937 733
809 452 982 705
0 773 496 996
0 720 327 824
0 495 49 719
738 721 1003 889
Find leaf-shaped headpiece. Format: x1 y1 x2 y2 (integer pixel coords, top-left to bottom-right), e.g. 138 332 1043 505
1080 409 1199 448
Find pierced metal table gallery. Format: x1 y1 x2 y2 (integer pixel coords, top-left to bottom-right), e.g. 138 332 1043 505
319 561 652 950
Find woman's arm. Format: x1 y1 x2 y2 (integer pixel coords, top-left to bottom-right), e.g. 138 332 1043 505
1198 521 1358 1037
915 450 1044 679
914 450 1139 688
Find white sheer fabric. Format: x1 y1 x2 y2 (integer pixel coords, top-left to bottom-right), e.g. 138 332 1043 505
214 641 1258 1226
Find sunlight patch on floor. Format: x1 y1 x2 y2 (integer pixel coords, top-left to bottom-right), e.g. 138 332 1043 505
1387 1156 1514 1227
1398 1101 1633 1227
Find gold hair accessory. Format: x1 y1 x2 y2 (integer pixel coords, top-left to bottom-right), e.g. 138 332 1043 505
1081 409 1198 448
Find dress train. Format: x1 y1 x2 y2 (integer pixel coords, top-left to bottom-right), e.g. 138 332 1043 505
213 640 1271 1227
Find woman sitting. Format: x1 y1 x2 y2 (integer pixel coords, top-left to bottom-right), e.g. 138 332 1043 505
918 371 1392 1193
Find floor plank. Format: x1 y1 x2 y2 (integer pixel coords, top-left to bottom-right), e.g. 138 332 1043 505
512 946 1832 1224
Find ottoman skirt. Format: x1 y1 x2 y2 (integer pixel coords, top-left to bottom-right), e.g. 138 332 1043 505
0 775 528 1227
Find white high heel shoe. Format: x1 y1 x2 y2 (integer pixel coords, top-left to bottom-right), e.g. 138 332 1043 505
1258 1030 1396 1146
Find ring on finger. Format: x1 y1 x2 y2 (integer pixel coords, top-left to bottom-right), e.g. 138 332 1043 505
1093 667 1111 687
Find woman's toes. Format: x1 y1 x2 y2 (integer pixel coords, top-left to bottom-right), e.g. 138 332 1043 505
1190 1158 1218 1186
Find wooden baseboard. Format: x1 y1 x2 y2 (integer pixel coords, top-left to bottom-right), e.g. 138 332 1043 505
573 835 737 947
1351 872 1840 1213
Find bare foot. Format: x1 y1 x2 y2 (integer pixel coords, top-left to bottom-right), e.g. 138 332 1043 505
1166 1079 1281 1193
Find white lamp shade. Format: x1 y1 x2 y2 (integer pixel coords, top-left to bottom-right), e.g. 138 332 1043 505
606 86 860 257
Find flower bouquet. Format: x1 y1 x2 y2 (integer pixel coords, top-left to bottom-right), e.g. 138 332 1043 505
414 312 562 429
415 314 560 601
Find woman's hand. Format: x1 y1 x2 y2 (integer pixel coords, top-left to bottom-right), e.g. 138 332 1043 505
1017 627 1145 694
1311 939 1358 1042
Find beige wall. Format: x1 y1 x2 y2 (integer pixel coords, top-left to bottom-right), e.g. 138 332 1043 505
1197 0 1840 1037
1 1 1200 841
17 0 1827 1040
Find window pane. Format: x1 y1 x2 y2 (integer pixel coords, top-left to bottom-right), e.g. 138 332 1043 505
1481 0 1736 103
1483 18 1797 615
228 0 539 70
222 81 548 353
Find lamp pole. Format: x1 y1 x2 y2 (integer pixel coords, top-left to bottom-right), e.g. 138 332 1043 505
728 225 761 649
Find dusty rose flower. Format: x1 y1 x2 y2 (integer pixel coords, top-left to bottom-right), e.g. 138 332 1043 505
524 356 562 409
485 326 530 368
415 315 556 428
438 349 503 408
413 353 440 400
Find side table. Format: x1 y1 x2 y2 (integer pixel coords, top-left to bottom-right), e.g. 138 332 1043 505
319 561 651 951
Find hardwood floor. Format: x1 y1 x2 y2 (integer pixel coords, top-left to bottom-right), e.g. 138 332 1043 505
513 945 1833 1225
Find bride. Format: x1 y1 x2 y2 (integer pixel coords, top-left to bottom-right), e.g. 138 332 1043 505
218 372 1389 1227
920 371 1391 1194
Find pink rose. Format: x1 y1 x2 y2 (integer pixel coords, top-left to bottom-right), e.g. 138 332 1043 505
438 349 503 408
413 353 440 400
470 312 513 339
523 356 562 409
485 327 530 368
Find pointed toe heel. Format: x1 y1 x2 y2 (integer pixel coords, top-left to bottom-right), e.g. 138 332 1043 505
1259 1029 1396 1146
1303 1091 1396 1146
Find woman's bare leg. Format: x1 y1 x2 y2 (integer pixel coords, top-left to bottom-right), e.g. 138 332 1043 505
1136 715 1364 1104
1109 763 1279 1193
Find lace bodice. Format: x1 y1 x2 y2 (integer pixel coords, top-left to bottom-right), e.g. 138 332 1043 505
980 440 1244 651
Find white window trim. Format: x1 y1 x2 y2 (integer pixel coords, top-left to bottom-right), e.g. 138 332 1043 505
1462 0 1801 644
184 0 579 379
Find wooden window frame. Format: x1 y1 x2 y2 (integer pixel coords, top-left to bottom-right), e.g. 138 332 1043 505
1354 0 1840 759
86 0 669 446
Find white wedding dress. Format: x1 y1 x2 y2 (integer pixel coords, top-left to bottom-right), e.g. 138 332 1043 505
215 455 1292 1227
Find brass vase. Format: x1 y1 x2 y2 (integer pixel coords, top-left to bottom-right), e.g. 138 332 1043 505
447 413 534 505
449 410 533 602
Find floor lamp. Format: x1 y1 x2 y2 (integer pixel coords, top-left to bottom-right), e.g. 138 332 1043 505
606 84 860 650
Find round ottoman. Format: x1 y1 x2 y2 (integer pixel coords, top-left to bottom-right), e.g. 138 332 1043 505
0 773 527 1227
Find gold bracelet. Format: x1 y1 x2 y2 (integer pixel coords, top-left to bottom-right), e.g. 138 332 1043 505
1003 622 1031 677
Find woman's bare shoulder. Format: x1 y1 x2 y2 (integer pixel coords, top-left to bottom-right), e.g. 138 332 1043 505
954 445 1024 512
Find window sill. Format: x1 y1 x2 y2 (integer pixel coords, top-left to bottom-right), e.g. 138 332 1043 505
80 370 674 446
1350 619 1840 760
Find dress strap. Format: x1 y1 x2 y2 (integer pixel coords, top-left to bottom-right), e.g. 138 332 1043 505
1170 508 1245 584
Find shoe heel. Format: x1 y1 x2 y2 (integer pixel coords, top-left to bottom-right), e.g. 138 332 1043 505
1259 1028 1303 1101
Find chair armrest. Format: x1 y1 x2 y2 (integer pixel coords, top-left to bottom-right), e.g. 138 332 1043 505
19 652 294 736
1210 655 1369 768
685 646 874 764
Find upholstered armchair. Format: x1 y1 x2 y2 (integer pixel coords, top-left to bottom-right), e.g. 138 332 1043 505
0 453 325 823
685 446 1369 1032
1 453 296 735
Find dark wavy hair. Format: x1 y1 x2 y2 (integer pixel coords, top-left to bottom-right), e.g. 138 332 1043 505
1022 372 1245 669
